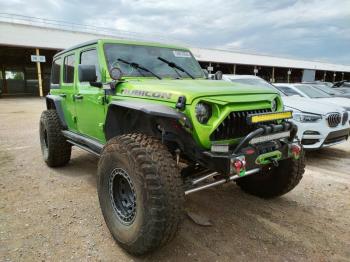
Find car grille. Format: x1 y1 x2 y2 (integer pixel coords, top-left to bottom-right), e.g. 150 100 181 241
326 113 341 127
342 112 349 125
210 109 272 141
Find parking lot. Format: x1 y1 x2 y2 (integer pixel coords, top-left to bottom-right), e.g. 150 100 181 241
0 97 349 261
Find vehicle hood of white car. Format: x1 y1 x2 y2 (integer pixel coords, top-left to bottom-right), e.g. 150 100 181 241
314 97 350 110
282 96 344 115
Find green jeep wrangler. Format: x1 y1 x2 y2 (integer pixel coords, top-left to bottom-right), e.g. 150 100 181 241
40 39 305 255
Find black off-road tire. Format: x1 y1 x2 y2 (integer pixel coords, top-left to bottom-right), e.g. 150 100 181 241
97 133 184 255
236 152 305 198
39 110 71 167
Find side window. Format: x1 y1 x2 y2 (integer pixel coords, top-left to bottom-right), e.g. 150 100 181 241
80 49 101 82
51 58 61 84
63 54 75 83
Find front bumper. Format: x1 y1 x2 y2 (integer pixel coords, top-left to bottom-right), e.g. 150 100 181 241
322 129 350 147
199 122 300 175
292 119 350 150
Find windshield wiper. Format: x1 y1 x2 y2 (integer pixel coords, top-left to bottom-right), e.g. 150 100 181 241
117 58 162 80
158 57 195 79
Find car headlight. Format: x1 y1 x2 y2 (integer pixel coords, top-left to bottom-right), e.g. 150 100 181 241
293 112 322 123
195 102 211 124
271 99 278 112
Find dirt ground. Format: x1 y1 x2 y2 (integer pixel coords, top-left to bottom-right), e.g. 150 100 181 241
0 97 349 262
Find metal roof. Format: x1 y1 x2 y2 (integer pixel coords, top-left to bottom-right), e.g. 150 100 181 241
1 13 350 73
190 47 350 72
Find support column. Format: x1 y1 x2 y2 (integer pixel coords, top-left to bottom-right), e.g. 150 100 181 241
253 66 258 76
271 67 275 83
208 62 212 74
233 64 236 75
287 69 291 83
1 65 7 94
333 72 336 83
323 71 326 82
342 72 344 81
36 48 43 97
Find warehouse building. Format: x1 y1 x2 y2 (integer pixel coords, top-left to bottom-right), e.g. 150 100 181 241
1 14 350 97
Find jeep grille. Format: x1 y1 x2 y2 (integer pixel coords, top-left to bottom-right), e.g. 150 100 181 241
327 113 341 127
210 109 272 141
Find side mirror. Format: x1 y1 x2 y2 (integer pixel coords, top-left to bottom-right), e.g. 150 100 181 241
109 67 123 81
215 71 223 80
78 65 97 82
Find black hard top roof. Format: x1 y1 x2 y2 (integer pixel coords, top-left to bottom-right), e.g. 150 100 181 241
54 39 98 58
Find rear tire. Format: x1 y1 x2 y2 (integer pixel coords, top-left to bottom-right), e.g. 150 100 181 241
236 152 305 198
97 133 184 255
39 110 71 167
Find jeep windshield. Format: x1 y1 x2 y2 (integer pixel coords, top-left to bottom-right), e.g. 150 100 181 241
104 43 204 79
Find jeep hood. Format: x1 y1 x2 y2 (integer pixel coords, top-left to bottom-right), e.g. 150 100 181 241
118 79 279 104
282 96 345 115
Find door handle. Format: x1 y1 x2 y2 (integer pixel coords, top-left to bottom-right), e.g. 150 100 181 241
59 93 66 98
74 94 84 100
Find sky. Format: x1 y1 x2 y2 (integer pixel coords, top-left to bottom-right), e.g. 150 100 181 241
1 0 350 65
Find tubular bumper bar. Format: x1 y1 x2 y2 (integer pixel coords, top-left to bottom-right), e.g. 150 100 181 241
233 121 297 154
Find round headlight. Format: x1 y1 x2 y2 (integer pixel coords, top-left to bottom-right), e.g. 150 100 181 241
271 99 278 112
195 103 211 124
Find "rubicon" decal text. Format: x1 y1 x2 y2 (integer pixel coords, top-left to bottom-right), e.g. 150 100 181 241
122 89 172 100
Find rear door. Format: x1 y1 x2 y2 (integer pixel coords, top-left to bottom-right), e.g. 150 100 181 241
74 47 106 142
52 54 78 132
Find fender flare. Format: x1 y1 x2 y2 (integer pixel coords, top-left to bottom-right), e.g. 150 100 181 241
45 95 68 129
104 100 192 140
109 100 184 118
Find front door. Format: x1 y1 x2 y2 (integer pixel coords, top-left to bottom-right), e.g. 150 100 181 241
74 47 106 142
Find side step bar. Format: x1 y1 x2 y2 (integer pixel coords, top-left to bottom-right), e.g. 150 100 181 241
62 130 103 156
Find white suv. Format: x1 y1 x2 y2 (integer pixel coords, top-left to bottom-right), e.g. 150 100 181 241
222 75 350 150
274 83 350 113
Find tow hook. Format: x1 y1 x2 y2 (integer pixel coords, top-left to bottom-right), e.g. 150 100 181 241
290 144 302 159
230 156 246 176
256 150 282 165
